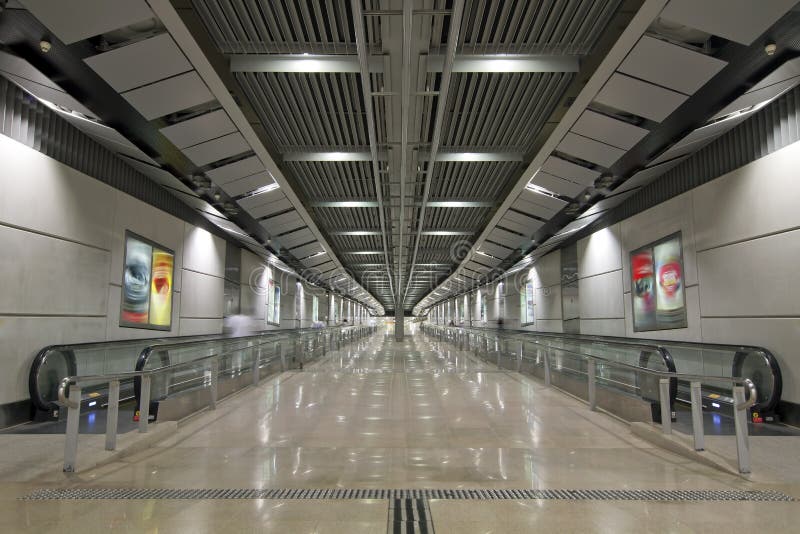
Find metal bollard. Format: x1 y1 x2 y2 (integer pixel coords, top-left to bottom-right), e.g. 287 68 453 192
139 376 151 434
253 347 262 386
690 381 704 451
105 380 120 451
732 386 751 474
63 385 82 472
543 351 551 387
658 378 671 434
209 358 219 410
588 360 597 411
516 342 523 372
278 342 286 371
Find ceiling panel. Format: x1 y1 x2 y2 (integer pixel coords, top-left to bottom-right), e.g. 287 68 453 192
578 189 639 219
750 57 800 93
518 188 568 212
0 51 97 118
618 35 727 95
302 253 332 268
236 187 283 210
472 254 502 268
557 132 625 168
541 155 601 186
278 227 315 249
219 171 275 197
571 110 649 150
57 113 156 164
614 154 690 194
659 0 797 46
499 210 545 236
487 227 527 250
648 136 716 167
84 33 191 92
169 189 225 217
206 155 265 184
19 0 154 44
261 210 304 234
478 241 513 259
511 196 558 219
247 198 294 219
531 171 585 197
160 109 237 149
118 155 196 196
712 75 800 119
121 71 215 120
594 73 687 122
291 241 324 259
182 132 250 166
464 260 491 273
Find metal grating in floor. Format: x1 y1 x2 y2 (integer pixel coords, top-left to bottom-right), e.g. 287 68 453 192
20 488 795 502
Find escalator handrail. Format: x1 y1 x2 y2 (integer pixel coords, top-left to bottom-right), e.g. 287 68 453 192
57 327 362 409
30 324 361 412
423 324 757 405
443 324 780 412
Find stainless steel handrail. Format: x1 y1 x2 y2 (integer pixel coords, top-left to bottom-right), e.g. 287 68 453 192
57 324 375 472
423 323 757 473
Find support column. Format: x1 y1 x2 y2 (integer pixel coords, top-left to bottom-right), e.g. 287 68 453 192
394 309 404 341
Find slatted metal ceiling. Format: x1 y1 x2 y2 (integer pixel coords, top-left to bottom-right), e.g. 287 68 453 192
185 0 629 312
420 0 800 315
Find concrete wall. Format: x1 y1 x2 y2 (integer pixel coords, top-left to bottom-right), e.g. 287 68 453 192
0 135 228 405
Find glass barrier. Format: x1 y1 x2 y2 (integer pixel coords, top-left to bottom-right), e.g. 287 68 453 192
426 324 781 418
31 326 355 414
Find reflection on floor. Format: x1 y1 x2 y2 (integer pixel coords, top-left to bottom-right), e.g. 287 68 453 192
0 326 797 533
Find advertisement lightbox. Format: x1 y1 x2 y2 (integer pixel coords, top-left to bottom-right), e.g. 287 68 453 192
120 231 174 330
630 232 687 332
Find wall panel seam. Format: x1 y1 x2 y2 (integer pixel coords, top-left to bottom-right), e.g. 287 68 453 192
0 221 111 252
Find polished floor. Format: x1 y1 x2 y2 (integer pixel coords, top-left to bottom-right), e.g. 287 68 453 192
1 326 798 532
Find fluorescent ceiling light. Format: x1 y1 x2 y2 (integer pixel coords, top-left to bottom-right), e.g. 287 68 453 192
243 182 279 197
309 200 380 208
526 182 559 198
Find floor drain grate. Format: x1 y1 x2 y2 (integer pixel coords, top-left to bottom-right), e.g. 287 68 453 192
20 488 795 502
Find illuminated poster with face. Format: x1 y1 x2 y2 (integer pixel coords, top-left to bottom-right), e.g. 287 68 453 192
630 233 687 332
631 249 655 331
121 232 174 329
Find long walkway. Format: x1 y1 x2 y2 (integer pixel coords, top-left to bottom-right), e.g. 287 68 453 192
1 327 797 532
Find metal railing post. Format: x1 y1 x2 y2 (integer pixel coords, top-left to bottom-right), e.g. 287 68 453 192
139 376 151 433
209 358 219 409
690 381 704 451
253 346 262 386
63 385 81 472
733 386 751 474
105 380 120 451
543 350 551 386
659 378 671 434
588 360 597 411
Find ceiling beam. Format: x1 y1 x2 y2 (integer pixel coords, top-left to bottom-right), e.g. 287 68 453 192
230 54 578 74
352 0 395 308
404 0 465 306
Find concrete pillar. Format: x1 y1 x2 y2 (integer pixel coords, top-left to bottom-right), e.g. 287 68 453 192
394 309 404 341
